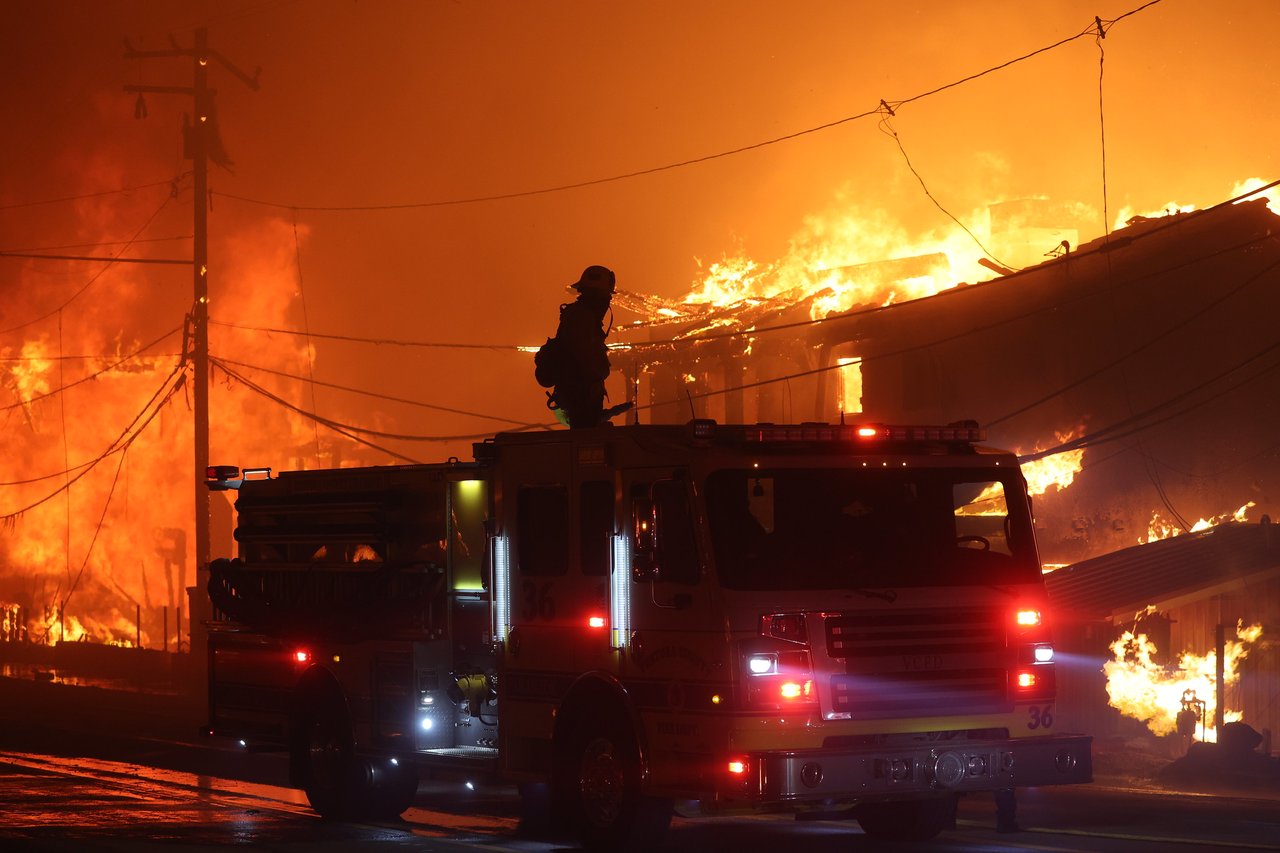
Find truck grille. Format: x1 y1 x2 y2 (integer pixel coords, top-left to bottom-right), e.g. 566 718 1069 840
823 610 1009 716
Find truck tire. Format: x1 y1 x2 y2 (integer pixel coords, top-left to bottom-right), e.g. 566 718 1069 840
296 695 418 820
559 715 671 852
298 696 357 818
855 795 955 841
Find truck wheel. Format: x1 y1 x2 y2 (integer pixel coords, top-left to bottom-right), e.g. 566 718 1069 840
855 796 955 841
297 699 418 820
299 698 358 818
561 717 671 852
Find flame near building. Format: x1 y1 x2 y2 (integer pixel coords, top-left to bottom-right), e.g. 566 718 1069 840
0 183 379 648
1104 615 1264 742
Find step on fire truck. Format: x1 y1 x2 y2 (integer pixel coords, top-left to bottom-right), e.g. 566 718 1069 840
205 420 1091 848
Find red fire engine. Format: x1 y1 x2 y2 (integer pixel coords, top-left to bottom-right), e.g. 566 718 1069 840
205 420 1091 848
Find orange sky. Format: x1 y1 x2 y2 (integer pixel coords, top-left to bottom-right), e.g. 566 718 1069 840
1 0 1278 642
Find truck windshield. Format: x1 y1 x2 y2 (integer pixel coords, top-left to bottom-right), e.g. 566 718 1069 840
705 467 1040 590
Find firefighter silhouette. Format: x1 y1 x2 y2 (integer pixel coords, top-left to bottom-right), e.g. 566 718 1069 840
541 265 630 428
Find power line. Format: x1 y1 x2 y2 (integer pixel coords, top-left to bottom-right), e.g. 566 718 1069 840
210 1 1164 213
876 111 1015 270
209 319 526 351
212 358 553 443
0 235 191 254
210 354 540 427
208 181 1280 364
0 189 183 336
1019 335 1280 464
988 250 1280 428
0 250 191 265
1 358 187 519
0 178 180 212
203 220 1279 429
1 327 183 413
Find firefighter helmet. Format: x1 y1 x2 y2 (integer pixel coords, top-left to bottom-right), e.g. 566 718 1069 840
571 264 616 295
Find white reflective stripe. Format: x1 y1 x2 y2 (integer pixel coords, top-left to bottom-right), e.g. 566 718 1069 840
492 535 511 643
610 534 631 649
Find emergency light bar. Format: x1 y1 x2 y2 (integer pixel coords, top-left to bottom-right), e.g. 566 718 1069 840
744 423 985 444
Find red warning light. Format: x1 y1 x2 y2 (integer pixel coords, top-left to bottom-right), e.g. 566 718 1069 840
294 650 310 664
588 615 606 629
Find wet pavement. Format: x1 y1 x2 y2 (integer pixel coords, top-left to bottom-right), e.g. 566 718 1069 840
1 673 1279 851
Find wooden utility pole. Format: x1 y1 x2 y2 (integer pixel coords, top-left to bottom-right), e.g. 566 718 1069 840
125 29 258 623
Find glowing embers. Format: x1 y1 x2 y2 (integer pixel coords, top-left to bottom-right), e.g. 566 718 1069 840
1104 613 1263 742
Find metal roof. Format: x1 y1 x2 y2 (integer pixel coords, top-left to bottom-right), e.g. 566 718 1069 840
1044 521 1280 621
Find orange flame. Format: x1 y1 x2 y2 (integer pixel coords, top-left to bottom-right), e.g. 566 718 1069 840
1104 615 1263 741
1015 428 1085 497
1140 502 1254 545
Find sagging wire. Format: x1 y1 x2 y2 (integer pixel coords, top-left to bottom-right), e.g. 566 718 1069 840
875 104 1016 272
211 357 552 445
212 1 1165 213
1017 328 1280 464
58 446 130 622
0 182 187 336
1096 15 1110 238
210 354 538 427
211 178 1280 360
0 326 184 414
291 208 323 461
208 319 527 351
988 245 1280 429
0 177 182 211
1 356 188 520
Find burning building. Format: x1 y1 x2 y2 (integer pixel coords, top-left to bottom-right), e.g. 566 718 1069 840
1045 521 1277 752
613 193 1280 569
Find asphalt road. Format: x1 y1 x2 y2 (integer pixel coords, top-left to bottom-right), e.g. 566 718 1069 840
0 675 1277 852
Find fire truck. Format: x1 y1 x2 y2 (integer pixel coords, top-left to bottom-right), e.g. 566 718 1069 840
204 420 1091 848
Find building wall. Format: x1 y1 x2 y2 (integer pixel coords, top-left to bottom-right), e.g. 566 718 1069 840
1166 579 1280 753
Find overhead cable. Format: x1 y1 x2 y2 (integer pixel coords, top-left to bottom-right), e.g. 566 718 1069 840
988 250 1280 428
1018 334 1280 464
211 358 554 442
210 1 1164 213
0 188 183 336
1 358 187 518
211 354 541 427
0 177 179 211
209 181 1278 360
0 327 183 413
209 319 526 351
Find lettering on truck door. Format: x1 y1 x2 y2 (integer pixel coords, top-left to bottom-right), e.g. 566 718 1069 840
624 472 721 764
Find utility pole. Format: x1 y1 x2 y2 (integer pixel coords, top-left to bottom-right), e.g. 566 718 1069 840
125 29 258 630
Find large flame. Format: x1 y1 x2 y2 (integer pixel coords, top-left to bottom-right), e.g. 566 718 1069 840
677 200 1011 321
0 183 379 649
1016 428 1086 497
1140 502 1254 545
1104 615 1263 742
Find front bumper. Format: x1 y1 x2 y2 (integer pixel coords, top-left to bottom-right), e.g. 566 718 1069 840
728 734 1091 803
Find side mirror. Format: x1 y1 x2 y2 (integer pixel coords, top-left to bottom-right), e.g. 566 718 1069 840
632 498 658 581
